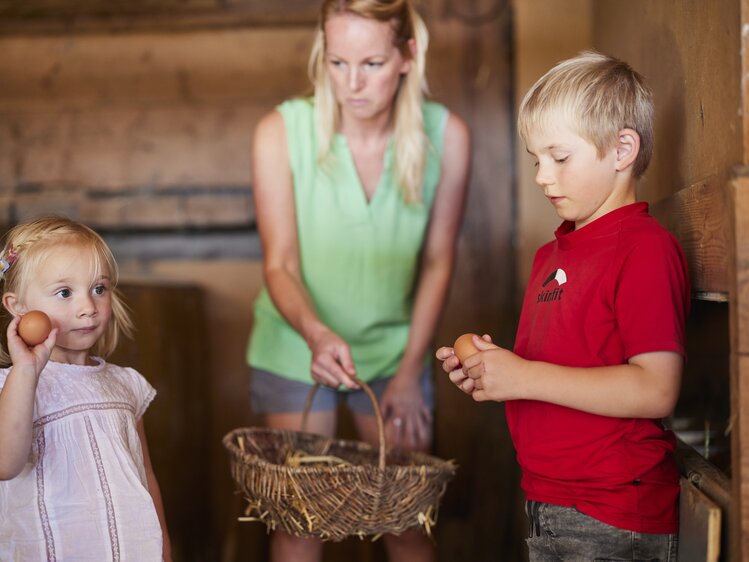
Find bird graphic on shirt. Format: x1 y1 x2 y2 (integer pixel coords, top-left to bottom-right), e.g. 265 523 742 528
542 268 567 287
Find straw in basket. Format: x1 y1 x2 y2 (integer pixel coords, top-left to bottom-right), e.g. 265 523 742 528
223 377 457 541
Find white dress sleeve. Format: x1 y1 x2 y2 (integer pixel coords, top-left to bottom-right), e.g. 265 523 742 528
123 367 157 420
0 367 10 392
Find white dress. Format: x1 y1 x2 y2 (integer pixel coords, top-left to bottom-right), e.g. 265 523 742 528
0 358 164 561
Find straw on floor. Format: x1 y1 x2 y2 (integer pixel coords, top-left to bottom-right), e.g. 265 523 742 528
223 378 457 541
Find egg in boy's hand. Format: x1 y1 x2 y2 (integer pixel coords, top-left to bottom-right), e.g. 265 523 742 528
18 310 52 346
453 333 480 363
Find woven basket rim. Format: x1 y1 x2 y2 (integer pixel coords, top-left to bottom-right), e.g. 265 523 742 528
223 426 457 473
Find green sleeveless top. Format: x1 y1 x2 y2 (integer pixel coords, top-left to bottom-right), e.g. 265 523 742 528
247 97 448 383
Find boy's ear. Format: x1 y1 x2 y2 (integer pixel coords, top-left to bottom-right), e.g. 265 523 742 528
2 293 25 317
615 128 640 172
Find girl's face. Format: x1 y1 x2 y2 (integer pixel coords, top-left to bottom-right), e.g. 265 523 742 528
324 13 412 126
18 244 112 365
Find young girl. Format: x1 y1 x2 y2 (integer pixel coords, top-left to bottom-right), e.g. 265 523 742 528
0 216 172 561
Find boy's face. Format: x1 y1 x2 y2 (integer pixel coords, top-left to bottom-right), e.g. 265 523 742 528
525 113 636 230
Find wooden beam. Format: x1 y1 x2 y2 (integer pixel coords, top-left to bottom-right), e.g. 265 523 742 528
742 0 749 165
676 439 732 511
0 1 320 34
679 479 721 562
728 171 749 562
650 174 730 296
729 171 749 355
676 439 731 560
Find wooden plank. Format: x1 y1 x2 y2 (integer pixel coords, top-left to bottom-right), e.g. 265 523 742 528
728 173 749 562
0 0 320 33
675 439 731 561
730 172 749 355
650 175 730 295
678 479 721 562
743 0 749 164
734 355 749 562
676 439 732 512
0 30 312 108
110 282 212 561
736 2 749 556
593 1 743 205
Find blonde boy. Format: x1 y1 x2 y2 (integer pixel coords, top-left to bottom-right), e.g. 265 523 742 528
438 52 690 560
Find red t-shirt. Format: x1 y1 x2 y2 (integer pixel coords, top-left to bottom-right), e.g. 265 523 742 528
507 202 690 534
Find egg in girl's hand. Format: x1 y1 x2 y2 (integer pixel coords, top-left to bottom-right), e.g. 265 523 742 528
18 310 52 346
453 333 480 363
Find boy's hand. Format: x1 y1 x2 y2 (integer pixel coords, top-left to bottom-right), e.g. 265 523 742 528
436 334 496 395
463 339 526 402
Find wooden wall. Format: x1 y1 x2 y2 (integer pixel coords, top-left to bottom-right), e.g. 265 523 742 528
591 1 743 560
594 0 740 296
512 0 592 288
0 1 521 560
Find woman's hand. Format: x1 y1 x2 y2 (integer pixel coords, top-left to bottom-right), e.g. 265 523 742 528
308 328 359 389
380 372 431 452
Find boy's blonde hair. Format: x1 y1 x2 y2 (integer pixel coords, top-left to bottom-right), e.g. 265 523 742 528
0 216 133 365
518 51 654 178
308 0 430 203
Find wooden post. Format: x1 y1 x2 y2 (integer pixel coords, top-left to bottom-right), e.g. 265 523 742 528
728 170 749 562
733 1 749 559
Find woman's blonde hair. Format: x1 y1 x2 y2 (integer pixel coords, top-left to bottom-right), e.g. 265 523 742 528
518 51 654 179
0 216 133 365
308 0 430 203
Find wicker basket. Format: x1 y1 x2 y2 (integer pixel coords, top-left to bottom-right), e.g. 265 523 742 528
223 378 457 541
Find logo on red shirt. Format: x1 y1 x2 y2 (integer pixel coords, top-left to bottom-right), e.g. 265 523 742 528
537 268 566 303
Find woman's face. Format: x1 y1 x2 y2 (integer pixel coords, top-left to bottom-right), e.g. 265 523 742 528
324 12 412 125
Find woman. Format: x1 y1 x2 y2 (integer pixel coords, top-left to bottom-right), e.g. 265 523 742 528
246 1 470 560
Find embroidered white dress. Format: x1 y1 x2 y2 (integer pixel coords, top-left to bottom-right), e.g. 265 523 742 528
0 359 163 561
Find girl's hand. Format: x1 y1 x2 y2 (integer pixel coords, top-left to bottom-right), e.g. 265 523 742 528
380 372 432 452
308 328 358 389
5 315 56 375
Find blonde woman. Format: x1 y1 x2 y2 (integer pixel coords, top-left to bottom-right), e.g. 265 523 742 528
246 1 470 560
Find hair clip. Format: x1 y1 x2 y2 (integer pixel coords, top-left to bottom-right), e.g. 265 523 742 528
1 246 18 274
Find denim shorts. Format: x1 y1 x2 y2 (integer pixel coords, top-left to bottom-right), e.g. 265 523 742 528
525 500 678 561
250 367 435 415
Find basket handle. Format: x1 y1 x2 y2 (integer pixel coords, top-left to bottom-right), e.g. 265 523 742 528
301 377 387 471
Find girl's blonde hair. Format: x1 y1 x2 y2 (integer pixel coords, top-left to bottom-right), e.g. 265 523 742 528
0 216 133 364
518 51 654 179
308 0 430 203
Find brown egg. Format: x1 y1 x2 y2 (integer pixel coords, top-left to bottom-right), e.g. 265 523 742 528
18 310 52 346
453 333 480 363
